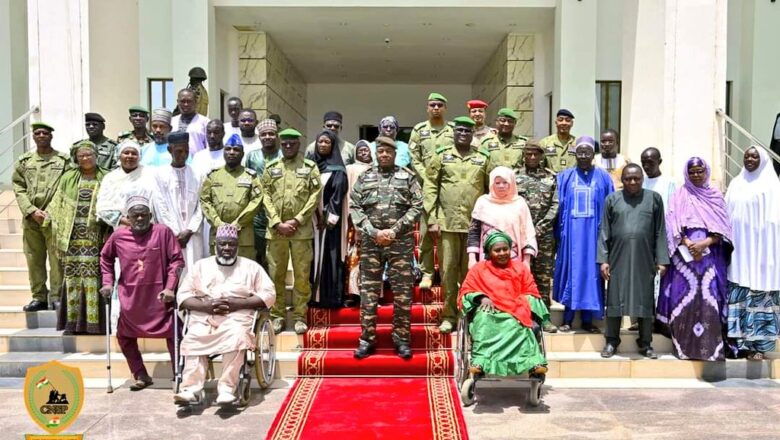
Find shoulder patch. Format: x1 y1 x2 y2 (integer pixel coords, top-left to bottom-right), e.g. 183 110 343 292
245 168 257 176
435 145 451 154
302 158 317 168
413 121 427 130
446 121 455 127
477 148 490 158
394 170 410 180
400 166 416 177
266 158 281 167
206 167 222 177
363 171 379 182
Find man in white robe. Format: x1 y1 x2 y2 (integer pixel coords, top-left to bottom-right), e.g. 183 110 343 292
640 147 676 212
173 224 275 406
154 131 204 268
171 88 209 157
191 120 228 257
96 140 159 229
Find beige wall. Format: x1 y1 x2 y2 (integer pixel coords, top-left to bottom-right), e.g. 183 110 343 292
88 0 139 139
239 32 307 135
471 33 535 138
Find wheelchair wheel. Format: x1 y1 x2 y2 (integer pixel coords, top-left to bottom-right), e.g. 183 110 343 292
254 316 276 389
454 318 470 388
460 377 476 406
237 377 251 407
528 379 543 407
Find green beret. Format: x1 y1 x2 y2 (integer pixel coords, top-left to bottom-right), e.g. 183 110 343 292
128 105 149 114
427 92 447 103
497 108 518 120
31 122 54 132
278 128 303 139
452 116 476 127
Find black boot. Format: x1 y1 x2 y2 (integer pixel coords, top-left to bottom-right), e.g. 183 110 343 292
395 344 412 360
353 342 376 359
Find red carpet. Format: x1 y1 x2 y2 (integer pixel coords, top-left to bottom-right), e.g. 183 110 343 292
265 285 470 439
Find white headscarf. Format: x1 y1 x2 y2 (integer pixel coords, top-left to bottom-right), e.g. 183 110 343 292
725 147 780 290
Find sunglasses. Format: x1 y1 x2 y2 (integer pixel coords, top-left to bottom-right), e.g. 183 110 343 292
325 123 342 129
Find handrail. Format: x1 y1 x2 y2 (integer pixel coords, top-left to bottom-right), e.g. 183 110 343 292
0 105 39 137
716 108 780 164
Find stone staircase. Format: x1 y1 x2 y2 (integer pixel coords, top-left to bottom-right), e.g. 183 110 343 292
0 190 778 388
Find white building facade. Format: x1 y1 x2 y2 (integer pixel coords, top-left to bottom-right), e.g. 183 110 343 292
1 0 778 184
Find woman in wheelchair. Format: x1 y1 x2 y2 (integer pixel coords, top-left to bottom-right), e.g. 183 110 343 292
458 231 548 378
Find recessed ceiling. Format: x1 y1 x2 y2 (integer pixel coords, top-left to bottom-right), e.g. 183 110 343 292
216 6 553 83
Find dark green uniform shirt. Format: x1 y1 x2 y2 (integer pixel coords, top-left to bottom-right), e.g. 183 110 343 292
12 150 71 218
74 136 119 170
261 156 321 240
483 134 528 171
539 133 576 173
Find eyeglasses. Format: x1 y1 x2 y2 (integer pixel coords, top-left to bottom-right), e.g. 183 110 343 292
325 123 341 129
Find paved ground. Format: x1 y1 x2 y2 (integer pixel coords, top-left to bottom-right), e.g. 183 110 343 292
2 379 780 439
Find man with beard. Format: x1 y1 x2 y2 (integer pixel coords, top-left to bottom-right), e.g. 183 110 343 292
140 109 175 167
73 113 119 170
99 195 184 390
174 224 275 406
247 119 283 267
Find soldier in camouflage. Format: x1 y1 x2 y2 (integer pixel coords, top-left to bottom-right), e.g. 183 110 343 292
515 139 559 333
351 136 422 360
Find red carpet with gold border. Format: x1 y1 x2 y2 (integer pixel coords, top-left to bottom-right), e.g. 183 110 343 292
265 286 469 440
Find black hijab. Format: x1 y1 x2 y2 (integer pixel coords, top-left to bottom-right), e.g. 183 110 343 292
312 129 346 173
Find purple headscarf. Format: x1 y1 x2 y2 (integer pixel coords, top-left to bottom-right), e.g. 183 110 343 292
665 157 733 255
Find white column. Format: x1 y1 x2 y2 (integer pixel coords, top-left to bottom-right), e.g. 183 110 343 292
27 0 90 153
171 0 216 117
553 0 597 136
621 0 727 182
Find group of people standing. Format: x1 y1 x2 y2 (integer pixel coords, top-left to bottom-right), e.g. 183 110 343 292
12 87 779 391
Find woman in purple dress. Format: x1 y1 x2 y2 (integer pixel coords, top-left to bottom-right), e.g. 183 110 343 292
657 157 733 361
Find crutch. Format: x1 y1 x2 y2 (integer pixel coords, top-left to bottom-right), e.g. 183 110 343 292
105 297 113 393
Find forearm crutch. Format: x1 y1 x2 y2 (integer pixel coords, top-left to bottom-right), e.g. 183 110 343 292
105 298 113 393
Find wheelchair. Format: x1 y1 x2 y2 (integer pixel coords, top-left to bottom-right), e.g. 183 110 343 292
172 305 276 407
453 311 547 407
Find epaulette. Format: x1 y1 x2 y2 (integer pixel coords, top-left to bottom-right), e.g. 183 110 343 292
435 144 452 154
206 167 222 177
545 168 557 176
16 151 34 163
245 168 257 176
266 158 282 167
117 131 132 139
302 158 317 168
477 147 491 158
517 135 529 141
446 121 455 127
400 166 417 177
413 121 427 130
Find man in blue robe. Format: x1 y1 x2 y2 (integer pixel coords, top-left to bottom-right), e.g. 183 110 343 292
553 135 614 332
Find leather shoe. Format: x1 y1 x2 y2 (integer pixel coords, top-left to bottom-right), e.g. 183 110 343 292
639 347 658 359
353 342 376 359
395 344 412 359
23 300 48 312
600 343 617 358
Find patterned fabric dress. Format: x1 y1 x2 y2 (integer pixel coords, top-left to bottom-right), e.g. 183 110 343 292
727 285 780 353
61 179 104 334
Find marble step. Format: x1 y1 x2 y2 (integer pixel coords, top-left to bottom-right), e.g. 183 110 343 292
0 250 26 267
0 234 21 249
0 267 28 285
0 307 57 329
0 285 33 306
0 219 21 234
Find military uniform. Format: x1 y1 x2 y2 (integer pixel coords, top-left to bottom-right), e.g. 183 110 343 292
12 150 70 303
482 133 528 171
471 125 496 147
194 83 209 117
73 137 119 170
262 156 321 324
117 130 154 146
424 144 489 325
199 166 263 259
539 134 576 173
350 165 422 346
516 165 559 306
246 148 283 268
408 120 454 282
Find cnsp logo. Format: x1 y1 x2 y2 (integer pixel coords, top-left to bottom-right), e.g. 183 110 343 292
24 361 84 435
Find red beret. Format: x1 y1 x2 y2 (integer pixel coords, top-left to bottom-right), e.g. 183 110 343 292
467 100 488 109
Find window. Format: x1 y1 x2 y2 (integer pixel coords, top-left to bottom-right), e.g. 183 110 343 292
148 78 175 111
596 81 621 136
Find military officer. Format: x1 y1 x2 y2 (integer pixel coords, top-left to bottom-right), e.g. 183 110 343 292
424 116 489 333
351 136 423 360
262 128 321 335
483 107 528 171
467 99 495 147
515 140 559 333
539 108 577 173
408 92 455 290
13 122 70 311
188 67 209 117
117 106 155 146
199 136 263 260
73 113 119 170
246 119 283 268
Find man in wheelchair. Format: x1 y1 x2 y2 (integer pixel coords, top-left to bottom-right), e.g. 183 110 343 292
458 231 548 378
174 224 276 406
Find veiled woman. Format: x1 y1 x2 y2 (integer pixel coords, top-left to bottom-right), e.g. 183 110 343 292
49 141 109 334
310 129 349 308
467 166 537 269
657 157 733 361
96 140 158 229
725 147 780 360
458 231 548 377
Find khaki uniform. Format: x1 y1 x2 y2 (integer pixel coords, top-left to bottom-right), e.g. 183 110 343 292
117 131 154 146
471 125 495 147
539 134 576 173
408 120 454 281
12 151 70 302
262 156 321 322
424 145 489 324
194 83 209 117
199 166 263 259
350 166 422 346
73 137 119 170
246 148 283 268
483 134 528 171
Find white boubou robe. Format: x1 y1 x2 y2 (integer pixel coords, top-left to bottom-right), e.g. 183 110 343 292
154 164 204 268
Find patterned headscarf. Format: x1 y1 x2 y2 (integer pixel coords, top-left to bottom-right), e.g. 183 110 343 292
379 116 399 130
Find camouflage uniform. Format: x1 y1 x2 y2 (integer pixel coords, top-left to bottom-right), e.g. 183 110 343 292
539 134 576 173
73 137 119 170
350 165 422 346
424 145 489 325
117 131 154 146
482 133 528 171
516 165 559 306
408 120 454 282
